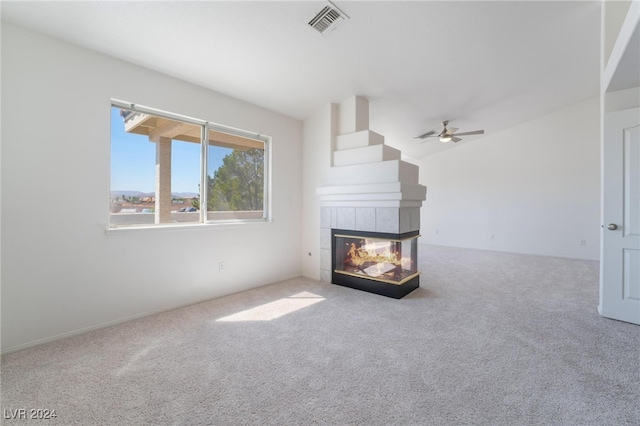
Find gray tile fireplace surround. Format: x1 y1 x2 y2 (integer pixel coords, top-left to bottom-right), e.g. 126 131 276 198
319 206 420 283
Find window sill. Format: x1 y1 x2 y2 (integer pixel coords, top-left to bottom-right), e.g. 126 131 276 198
104 219 271 236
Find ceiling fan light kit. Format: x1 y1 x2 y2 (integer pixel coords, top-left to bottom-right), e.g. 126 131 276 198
415 120 485 144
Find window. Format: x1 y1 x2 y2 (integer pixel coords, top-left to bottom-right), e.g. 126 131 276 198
110 101 269 228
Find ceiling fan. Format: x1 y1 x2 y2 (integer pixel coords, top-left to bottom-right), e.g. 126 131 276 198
414 120 484 143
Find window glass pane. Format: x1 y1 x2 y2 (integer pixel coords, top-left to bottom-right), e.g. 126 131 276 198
110 106 200 227
171 139 201 223
110 107 156 227
206 129 265 221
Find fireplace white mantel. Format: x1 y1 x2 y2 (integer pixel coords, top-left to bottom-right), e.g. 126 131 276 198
316 96 427 285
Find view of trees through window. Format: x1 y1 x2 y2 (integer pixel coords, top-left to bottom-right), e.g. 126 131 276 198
198 147 264 212
110 103 267 228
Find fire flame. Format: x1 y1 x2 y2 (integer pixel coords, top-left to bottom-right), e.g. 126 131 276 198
346 240 411 269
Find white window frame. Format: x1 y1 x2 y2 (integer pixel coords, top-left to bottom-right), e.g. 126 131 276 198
109 99 271 230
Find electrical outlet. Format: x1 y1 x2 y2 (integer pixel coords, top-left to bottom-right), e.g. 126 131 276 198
219 262 225 273
490 234 495 240
580 239 586 246
436 230 439 235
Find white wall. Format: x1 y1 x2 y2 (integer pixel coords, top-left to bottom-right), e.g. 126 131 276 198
419 97 601 260
1 23 303 353
300 104 335 280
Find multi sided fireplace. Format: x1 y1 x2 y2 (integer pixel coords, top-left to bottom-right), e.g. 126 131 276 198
332 229 420 299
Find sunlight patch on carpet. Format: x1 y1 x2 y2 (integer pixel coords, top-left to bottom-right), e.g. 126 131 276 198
216 292 325 322
114 338 164 377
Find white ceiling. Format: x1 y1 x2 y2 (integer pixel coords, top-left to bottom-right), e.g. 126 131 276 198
1 1 602 159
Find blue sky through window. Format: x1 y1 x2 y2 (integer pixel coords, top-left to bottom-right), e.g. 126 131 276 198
110 107 229 194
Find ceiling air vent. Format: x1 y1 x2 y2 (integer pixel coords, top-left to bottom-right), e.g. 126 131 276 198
308 2 348 35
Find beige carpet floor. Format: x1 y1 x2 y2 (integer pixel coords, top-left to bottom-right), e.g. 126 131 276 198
1 245 639 425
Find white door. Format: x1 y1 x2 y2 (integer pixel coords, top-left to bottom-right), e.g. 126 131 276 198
600 107 640 325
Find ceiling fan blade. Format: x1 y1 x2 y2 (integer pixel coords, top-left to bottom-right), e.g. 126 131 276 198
454 130 484 136
451 137 462 143
414 130 436 139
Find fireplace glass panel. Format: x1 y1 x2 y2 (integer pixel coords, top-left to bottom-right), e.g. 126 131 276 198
334 233 418 284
